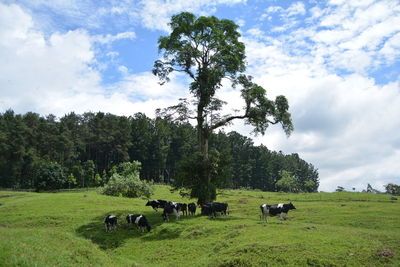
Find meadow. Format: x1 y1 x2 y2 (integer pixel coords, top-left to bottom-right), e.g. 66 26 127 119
0 186 399 266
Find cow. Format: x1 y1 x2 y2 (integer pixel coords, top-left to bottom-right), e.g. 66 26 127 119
145 199 168 211
260 202 296 222
162 202 180 221
176 203 188 216
201 202 229 219
104 215 118 232
188 203 196 216
126 214 151 232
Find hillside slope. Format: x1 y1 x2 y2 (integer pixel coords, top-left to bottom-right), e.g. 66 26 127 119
0 186 399 266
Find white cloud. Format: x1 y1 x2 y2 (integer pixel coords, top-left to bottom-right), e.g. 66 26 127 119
279 0 400 75
380 32 400 62
0 3 185 118
138 0 247 31
266 6 283 13
93 31 135 44
287 2 306 17
238 14 400 191
113 72 189 101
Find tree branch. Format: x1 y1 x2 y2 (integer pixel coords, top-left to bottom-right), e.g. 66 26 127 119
210 114 247 131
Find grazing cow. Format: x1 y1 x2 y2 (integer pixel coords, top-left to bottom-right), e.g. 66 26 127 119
177 203 188 216
162 202 180 221
260 202 296 222
126 214 151 232
104 215 118 232
188 203 196 216
201 202 229 219
146 199 168 211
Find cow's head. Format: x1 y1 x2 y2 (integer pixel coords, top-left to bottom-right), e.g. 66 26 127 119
288 202 296 210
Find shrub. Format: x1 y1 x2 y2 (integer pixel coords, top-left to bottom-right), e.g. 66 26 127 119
385 183 400 195
276 170 297 192
33 161 67 191
99 161 153 198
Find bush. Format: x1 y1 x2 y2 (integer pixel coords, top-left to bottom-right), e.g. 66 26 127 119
385 183 400 195
276 170 297 192
33 161 67 191
99 161 153 198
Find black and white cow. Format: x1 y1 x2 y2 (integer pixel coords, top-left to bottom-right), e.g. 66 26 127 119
126 214 151 232
104 215 118 232
260 202 296 222
177 203 188 216
188 203 196 216
201 202 229 219
162 202 180 221
145 199 168 211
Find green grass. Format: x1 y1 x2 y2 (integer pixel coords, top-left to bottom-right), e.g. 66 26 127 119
0 186 399 266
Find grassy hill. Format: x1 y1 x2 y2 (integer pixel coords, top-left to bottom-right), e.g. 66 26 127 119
0 186 399 266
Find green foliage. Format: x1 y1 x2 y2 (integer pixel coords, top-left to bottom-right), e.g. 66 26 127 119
109 161 141 177
82 160 95 187
33 161 67 191
94 173 102 186
99 162 153 199
154 12 245 88
99 173 154 199
276 170 297 192
304 180 316 192
174 150 233 204
385 183 400 195
0 110 315 193
67 173 77 188
153 12 294 203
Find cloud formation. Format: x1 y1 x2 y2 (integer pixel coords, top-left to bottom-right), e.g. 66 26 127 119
236 0 400 191
0 3 188 117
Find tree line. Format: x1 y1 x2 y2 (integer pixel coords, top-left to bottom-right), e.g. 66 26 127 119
0 109 319 192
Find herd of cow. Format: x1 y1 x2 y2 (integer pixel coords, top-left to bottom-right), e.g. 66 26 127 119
104 199 296 233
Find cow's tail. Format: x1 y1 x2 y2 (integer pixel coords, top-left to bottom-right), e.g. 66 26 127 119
227 204 230 215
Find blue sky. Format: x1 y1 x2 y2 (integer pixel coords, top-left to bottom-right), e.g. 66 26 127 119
1 0 400 191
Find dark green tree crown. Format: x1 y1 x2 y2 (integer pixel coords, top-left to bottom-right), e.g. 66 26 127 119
153 12 293 138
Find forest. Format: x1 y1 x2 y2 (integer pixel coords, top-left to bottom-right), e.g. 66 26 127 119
0 109 319 192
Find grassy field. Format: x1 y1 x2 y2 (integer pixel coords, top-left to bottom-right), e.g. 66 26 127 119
0 186 399 266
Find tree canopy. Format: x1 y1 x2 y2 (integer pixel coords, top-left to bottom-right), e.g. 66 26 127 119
0 110 317 193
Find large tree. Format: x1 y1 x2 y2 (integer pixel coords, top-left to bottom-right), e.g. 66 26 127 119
153 12 293 204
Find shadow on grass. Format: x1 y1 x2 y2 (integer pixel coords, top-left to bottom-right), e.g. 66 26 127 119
75 210 210 249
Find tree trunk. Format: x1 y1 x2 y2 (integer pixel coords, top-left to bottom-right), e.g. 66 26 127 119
196 92 215 205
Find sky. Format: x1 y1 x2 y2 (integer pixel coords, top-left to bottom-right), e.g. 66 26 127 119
1 0 399 192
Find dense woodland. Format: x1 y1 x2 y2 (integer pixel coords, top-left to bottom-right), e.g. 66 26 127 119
0 110 319 192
